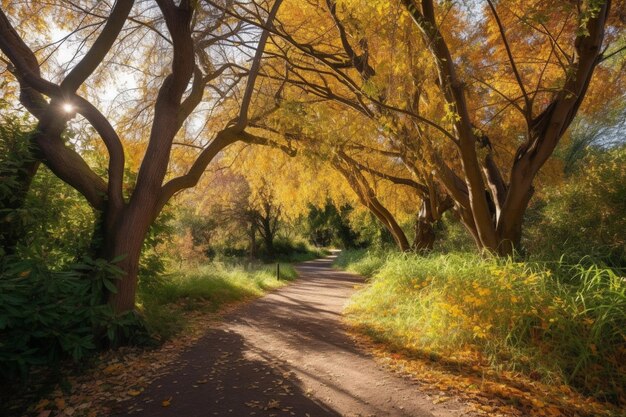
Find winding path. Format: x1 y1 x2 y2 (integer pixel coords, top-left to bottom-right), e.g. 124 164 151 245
116 253 470 417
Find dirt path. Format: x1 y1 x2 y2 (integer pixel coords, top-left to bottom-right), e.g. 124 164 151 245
114 254 471 417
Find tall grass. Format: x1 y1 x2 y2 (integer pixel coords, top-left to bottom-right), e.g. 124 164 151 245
333 248 387 276
138 262 297 340
338 250 626 403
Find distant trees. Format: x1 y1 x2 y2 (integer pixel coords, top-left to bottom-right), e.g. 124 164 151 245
171 170 286 261
306 201 359 248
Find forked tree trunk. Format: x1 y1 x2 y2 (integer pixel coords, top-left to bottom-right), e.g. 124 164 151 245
494 175 535 256
451 175 534 256
454 193 529 256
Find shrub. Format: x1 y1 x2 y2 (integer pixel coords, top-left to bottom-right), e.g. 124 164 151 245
0 117 158 380
432 211 475 253
305 202 360 248
0 256 135 379
525 146 626 266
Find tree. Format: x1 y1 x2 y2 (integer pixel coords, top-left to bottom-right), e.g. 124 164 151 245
231 0 623 255
399 0 619 254
0 0 284 313
247 92 449 252
306 201 358 248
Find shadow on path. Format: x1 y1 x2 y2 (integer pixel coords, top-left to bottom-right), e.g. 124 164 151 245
113 327 340 416
113 254 468 417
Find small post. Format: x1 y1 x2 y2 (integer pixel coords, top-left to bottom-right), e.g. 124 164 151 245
276 263 280 280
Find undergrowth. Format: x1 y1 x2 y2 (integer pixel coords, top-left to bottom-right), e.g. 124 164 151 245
337 250 626 406
138 261 297 341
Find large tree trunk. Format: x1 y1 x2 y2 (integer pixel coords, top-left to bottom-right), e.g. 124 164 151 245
495 177 534 256
454 189 531 256
104 204 154 314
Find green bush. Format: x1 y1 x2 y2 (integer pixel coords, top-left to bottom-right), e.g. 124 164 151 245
18 166 96 265
265 236 327 262
1 116 97 264
0 256 136 379
305 202 360 248
0 117 155 380
432 211 475 253
525 146 626 266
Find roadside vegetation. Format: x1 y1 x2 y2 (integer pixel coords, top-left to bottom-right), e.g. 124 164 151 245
139 262 298 341
335 147 626 416
339 251 624 409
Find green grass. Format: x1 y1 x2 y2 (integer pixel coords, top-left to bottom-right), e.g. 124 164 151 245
138 262 298 341
275 247 329 263
336 249 626 404
333 248 387 276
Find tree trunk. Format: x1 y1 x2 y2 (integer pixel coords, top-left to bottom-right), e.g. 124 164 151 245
262 217 276 258
413 219 435 252
412 201 436 252
104 205 153 314
495 178 534 256
248 222 258 259
368 200 411 251
455 188 532 256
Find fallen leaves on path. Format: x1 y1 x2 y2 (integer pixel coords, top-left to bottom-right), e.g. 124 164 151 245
347 329 622 417
267 399 280 409
19 304 246 417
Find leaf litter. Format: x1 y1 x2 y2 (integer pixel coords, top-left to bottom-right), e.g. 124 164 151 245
347 329 624 417
19 306 243 417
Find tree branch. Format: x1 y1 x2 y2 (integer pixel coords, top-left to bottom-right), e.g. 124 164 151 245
235 0 284 130
61 0 135 92
486 0 531 119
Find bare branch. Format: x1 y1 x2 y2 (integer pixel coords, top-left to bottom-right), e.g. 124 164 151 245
61 0 135 92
